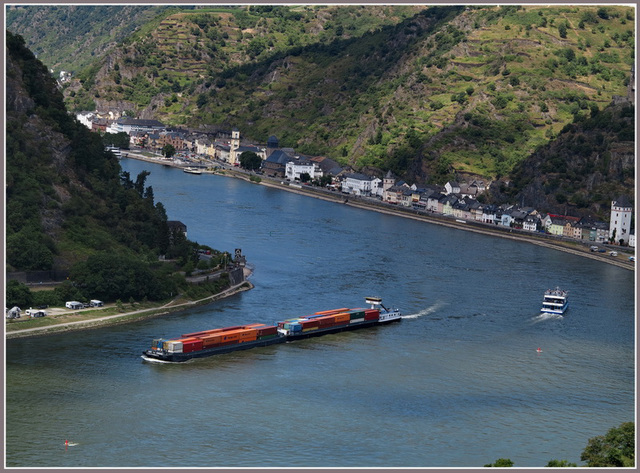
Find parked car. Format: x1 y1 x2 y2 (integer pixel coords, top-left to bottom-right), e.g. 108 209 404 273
590 246 599 252
629 256 635 262
90 300 104 307
609 251 618 257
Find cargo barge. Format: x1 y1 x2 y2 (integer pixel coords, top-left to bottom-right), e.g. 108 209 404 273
142 297 402 362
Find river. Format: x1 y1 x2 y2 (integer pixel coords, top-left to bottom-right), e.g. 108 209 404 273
5 158 635 468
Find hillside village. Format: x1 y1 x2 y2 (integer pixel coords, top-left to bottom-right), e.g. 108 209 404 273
78 112 636 250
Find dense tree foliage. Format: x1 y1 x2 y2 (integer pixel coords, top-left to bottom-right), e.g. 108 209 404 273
545 459 577 467
493 101 634 219
6 31 225 304
103 131 131 149
239 151 262 171
483 422 634 467
5 280 34 308
580 422 635 467
484 458 514 467
162 144 176 158
70 252 176 301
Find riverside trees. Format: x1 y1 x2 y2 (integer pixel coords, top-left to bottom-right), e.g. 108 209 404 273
484 422 634 468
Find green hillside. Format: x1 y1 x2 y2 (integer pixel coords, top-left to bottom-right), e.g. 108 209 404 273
6 31 233 306
9 5 634 191
5 5 169 75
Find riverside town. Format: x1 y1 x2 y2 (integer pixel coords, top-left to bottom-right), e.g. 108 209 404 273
84 114 635 253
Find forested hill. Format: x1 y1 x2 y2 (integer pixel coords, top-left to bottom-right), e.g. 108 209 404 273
5 31 173 278
7 4 635 216
5 5 168 76
490 100 635 217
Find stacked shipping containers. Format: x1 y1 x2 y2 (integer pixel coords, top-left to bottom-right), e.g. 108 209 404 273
151 324 280 354
278 308 381 334
150 308 383 355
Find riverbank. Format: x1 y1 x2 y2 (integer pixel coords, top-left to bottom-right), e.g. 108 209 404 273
231 169 635 271
6 277 254 340
121 153 634 269
122 152 634 269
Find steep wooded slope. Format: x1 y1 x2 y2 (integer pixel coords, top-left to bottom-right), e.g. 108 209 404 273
5 32 171 273
490 100 634 218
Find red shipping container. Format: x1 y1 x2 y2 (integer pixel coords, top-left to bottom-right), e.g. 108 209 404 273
257 326 278 336
300 320 320 329
364 310 380 321
181 339 204 353
315 316 335 326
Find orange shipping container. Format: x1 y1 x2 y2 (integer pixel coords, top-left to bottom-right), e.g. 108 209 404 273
314 308 349 316
334 313 350 324
238 335 258 343
201 334 223 343
182 325 246 338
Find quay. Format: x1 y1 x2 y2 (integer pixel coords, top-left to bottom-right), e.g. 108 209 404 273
119 150 635 271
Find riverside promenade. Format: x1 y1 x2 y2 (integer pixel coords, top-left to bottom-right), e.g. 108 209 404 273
122 149 635 271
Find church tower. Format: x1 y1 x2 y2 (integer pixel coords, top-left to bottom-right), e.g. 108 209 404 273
383 170 395 192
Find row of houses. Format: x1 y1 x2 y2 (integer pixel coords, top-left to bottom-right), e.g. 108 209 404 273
78 115 274 166
335 172 633 247
78 115 634 247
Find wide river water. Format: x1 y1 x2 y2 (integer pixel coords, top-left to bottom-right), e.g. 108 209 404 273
5 158 635 468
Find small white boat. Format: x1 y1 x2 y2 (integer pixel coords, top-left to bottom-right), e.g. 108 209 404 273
183 167 202 174
541 287 569 315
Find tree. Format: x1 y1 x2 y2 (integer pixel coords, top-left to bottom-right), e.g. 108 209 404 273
103 132 130 149
162 144 176 159
6 280 33 308
545 459 577 467
239 151 262 171
558 22 567 39
70 252 172 301
581 422 635 467
300 172 311 183
484 458 514 467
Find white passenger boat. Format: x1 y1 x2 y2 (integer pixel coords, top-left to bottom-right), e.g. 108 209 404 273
183 167 202 174
541 287 569 315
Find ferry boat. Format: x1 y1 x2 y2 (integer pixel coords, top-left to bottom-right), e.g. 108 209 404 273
183 167 202 174
142 297 402 362
541 287 569 315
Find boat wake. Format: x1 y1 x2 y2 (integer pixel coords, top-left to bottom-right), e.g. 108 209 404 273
141 355 174 364
531 312 563 323
403 302 445 319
